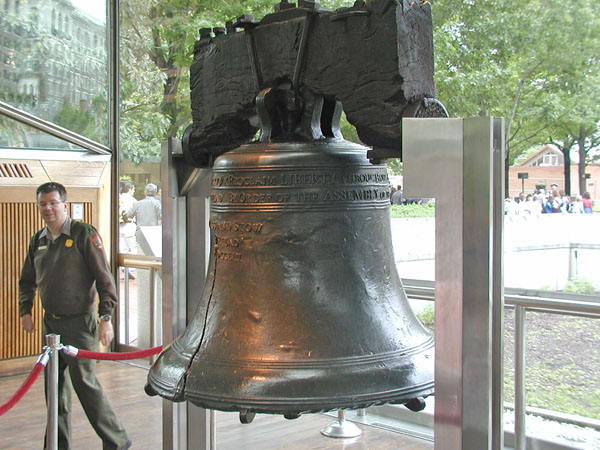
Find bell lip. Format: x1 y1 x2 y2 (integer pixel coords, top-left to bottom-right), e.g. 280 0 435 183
147 370 187 402
147 341 434 415
178 382 435 415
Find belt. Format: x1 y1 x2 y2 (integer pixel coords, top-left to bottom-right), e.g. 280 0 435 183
47 312 90 319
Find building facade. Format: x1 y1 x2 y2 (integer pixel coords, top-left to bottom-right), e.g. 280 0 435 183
0 0 106 146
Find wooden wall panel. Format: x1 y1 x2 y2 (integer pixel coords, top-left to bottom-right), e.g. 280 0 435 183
0 203 92 360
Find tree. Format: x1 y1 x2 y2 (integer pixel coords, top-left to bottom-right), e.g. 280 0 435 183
431 0 600 197
118 0 355 164
539 0 600 195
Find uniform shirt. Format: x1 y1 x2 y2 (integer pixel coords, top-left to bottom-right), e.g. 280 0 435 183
126 196 161 227
19 217 117 317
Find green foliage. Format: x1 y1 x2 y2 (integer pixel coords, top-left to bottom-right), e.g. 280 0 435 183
53 104 95 138
390 202 435 218
117 0 600 186
432 0 600 193
118 0 355 164
563 277 596 295
339 111 360 144
416 303 435 327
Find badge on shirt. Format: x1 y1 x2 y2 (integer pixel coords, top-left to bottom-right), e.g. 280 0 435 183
92 235 103 250
65 239 74 248
38 245 48 250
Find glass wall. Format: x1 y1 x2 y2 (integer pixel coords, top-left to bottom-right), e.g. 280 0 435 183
0 0 108 148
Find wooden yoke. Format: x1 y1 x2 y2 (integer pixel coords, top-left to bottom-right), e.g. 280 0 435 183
183 0 447 167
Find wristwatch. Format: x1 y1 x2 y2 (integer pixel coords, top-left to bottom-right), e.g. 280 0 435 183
99 314 112 322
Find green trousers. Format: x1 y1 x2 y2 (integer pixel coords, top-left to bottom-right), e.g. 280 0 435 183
43 313 129 450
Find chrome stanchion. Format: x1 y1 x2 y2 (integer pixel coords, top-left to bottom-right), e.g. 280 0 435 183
123 269 130 344
150 267 160 364
45 334 61 450
210 409 216 450
321 409 362 438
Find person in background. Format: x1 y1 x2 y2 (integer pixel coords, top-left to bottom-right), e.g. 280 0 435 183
559 190 569 213
570 195 584 214
125 182 161 228
119 181 137 255
522 194 542 215
550 189 562 213
19 182 131 450
390 185 404 205
582 192 594 214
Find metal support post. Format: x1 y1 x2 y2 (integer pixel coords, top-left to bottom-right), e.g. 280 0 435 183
210 410 217 449
161 138 212 449
150 267 158 363
45 334 61 450
403 117 503 449
321 409 362 438
514 305 527 450
123 270 130 344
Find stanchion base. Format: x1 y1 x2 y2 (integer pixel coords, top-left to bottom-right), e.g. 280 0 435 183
320 418 362 438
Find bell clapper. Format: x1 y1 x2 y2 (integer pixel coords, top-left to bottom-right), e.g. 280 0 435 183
320 409 362 438
404 397 426 412
239 409 256 424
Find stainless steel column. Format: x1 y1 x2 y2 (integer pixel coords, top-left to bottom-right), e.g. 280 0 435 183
491 118 505 450
161 138 212 450
514 305 526 450
403 117 503 449
46 333 61 450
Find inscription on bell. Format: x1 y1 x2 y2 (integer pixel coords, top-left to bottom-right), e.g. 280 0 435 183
209 220 264 233
212 175 279 187
323 188 389 201
215 249 243 262
281 172 336 185
215 236 244 247
211 170 389 189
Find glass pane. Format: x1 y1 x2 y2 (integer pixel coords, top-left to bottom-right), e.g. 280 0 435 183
0 113 87 150
504 214 600 293
504 310 600 448
0 0 108 147
118 267 162 349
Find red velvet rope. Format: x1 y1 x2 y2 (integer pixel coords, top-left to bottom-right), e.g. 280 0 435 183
0 362 45 416
69 346 163 360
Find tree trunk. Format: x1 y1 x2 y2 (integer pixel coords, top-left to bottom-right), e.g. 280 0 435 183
504 144 510 198
562 148 571 196
577 125 587 195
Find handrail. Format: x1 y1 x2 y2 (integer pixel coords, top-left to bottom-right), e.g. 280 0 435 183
117 253 162 359
401 278 600 317
401 277 600 449
117 253 162 270
0 101 111 155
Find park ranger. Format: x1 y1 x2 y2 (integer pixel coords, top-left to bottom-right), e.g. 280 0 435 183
19 182 130 450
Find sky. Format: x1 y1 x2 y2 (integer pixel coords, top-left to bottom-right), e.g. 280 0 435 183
70 0 106 23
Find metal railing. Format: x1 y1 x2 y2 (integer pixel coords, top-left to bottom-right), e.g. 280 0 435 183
402 278 600 449
117 253 162 359
0 100 111 155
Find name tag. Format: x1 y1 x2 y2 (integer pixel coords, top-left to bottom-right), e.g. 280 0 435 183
38 245 48 250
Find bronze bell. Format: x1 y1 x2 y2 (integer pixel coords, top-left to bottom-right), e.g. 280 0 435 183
146 137 434 417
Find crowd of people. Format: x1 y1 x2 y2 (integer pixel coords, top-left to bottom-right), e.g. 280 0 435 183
390 185 433 205
505 183 594 215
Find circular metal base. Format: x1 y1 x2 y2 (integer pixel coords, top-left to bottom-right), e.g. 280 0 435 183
320 419 362 438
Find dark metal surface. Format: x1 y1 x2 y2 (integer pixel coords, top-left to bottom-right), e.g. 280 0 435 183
183 0 441 167
148 139 434 415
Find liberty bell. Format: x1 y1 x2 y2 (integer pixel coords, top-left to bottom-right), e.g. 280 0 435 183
146 0 445 421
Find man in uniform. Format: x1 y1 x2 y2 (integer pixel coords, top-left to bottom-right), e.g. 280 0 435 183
19 182 130 450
